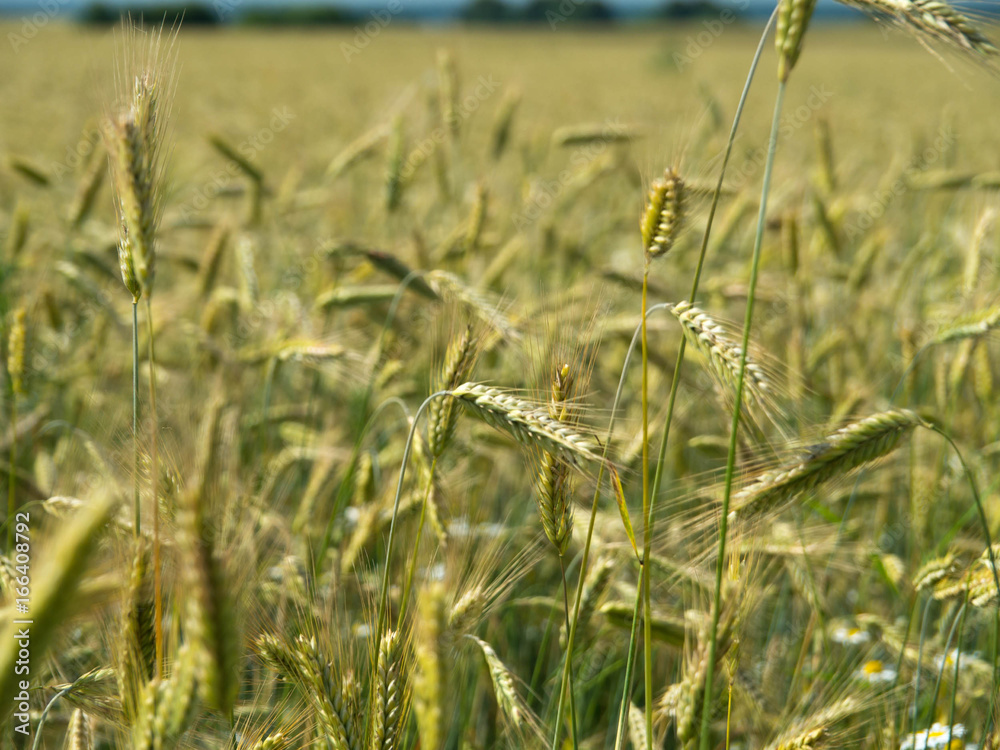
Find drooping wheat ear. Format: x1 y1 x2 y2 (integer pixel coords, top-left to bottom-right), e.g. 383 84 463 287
426 270 520 342
552 123 638 147
835 0 997 58
385 115 404 213
964 209 995 295
641 167 685 260
119 539 157 723
491 87 520 160
0 497 114 708
238 235 259 304
427 325 476 458
7 306 25 396
65 709 93 750
929 547 1000 606
68 146 106 228
465 181 488 253
248 733 287 750
913 552 958 591
370 630 404 750
6 307 25 552
413 583 447 750
447 584 486 640
451 382 601 465
930 305 1000 345
196 221 230 297
51 668 120 724
176 487 240 718
666 301 771 408
762 697 861 750
437 49 460 138
467 636 525 731
131 642 200 750
731 409 923 518
776 0 818 82
561 556 614 648
327 124 389 178
5 202 29 259
628 702 648 750
105 23 175 302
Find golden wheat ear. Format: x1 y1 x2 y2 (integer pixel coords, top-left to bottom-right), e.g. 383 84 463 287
104 17 178 302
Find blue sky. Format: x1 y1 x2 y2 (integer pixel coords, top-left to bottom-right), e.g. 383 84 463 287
0 0 843 11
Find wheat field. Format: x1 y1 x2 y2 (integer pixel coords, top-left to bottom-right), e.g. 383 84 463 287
2 11 1000 750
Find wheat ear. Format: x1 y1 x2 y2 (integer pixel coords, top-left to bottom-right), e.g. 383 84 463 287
731 409 923 518
369 630 404 750
451 382 600 464
6 307 25 552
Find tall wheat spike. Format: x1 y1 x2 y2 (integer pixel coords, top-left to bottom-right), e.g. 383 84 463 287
370 630 404 750
65 709 93 750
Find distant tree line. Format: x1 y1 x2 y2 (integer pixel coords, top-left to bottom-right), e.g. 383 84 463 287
76 0 735 26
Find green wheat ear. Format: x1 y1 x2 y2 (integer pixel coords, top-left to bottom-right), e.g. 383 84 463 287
776 0 818 82
641 167 684 260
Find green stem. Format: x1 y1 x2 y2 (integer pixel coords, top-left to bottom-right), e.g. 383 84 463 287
928 424 1000 726
634 15 777 746
551 305 666 750
7 397 15 553
132 299 140 539
946 590 970 747
397 456 437 630
912 595 934 733
145 295 162 680
367 390 446 746
613 566 644 750
640 263 653 750
699 80 788 750
922 600 965 745
374 391 447 648
559 555 579 750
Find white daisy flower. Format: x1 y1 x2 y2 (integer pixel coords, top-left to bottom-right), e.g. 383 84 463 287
901 723 967 750
924 723 965 749
832 625 871 645
858 659 897 684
